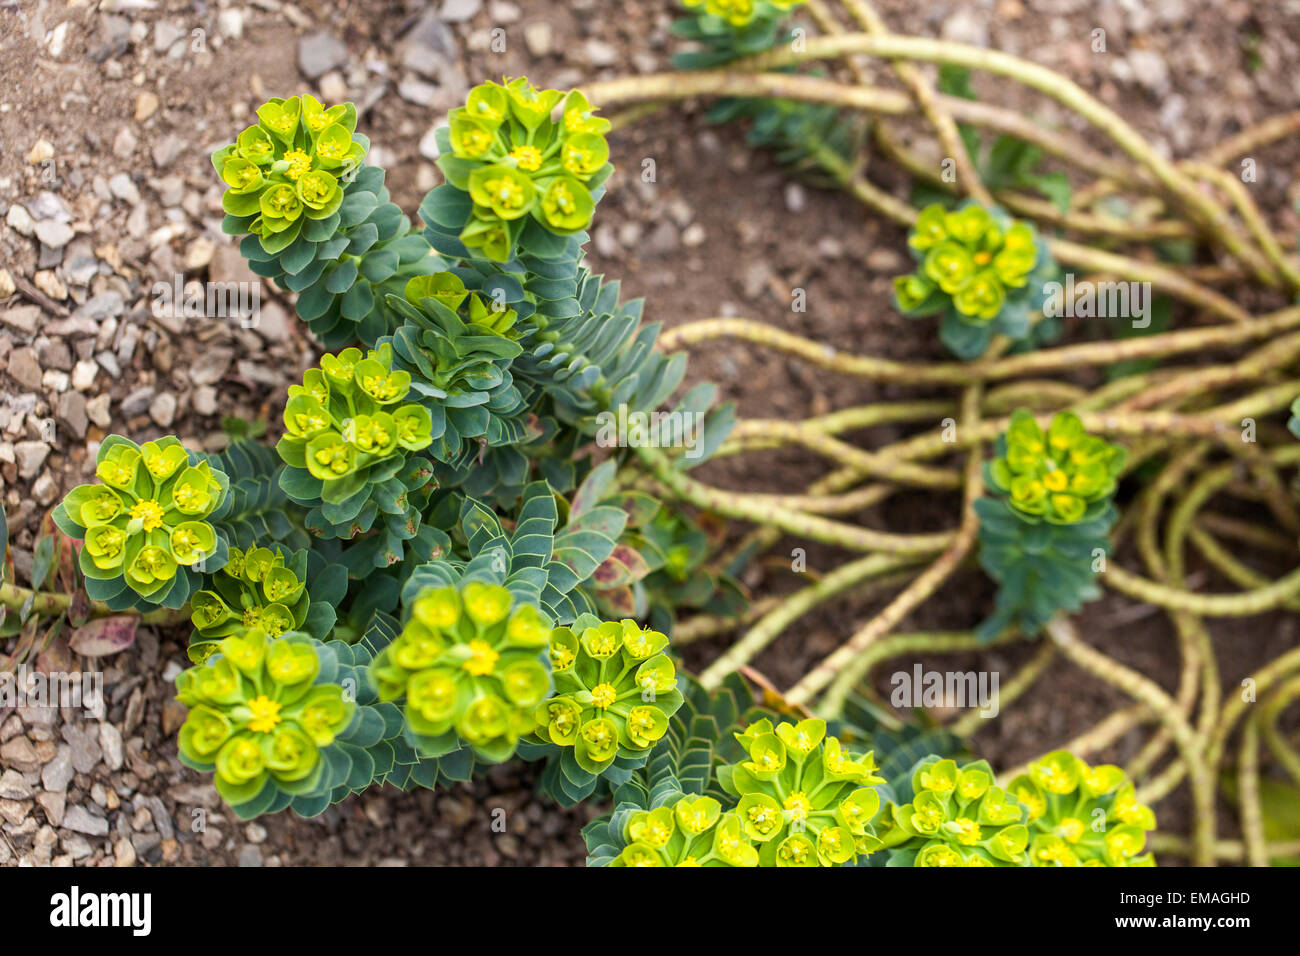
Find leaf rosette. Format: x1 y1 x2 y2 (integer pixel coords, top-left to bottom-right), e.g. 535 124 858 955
716 717 887 866
381 272 532 466
369 582 554 763
1008 750 1156 866
54 436 229 609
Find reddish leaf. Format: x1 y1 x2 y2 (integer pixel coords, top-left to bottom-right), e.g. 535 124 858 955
35 634 73 674
69 615 139 658
68 589 93 627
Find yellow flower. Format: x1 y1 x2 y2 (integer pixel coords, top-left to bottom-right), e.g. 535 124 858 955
129 498 166 532
589 682 618 709
509 145 543 171
247 695 283 733
281 148 313 180
462 639 500 676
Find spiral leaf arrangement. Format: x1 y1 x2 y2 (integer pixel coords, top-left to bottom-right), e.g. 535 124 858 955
976 410 1126 641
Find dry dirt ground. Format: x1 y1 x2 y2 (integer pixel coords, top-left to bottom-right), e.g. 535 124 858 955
1 0 1299 865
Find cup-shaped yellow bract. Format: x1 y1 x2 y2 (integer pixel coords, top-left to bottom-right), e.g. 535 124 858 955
370 583 554 763
189 546 314 663
879 757 1030 867
175 630 355 808
277 343 433 490
438 78 612 259
57 436 228 605
532 619 686 776
211 94 364 245
1008 750 1156 866
716 717 886 866
688 0 808 29
610 796 760 867
987 410 1126 524
897 202 1042 327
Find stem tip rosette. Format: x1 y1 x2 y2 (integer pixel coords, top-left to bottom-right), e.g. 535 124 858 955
1008 750 1156 866
602 794 760 867
424 78 613 263
532 617 686 784
175 629 357 813
369 581 554 763
879 757 1030 866
976 410 1126 640
894 202 1057 359
277 343 436 556
716 717 887 866
54 436 229 610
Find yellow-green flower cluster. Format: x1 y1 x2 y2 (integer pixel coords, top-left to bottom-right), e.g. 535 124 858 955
446 78 611 258
212 95 365 246
278 343 434 484
611 795 759 867
370 583 554 762
880 758 1030 866
60 437 225 602
895 203 1039 325
988 410 1126 524
175 631 355 807
681 0 807 28
1008 750 1156 866
533 619 685 775
717 717 885 866
189 546 310 663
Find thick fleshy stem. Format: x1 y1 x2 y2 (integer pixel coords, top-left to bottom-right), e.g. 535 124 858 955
1237 715 1269 868
697 553 922 690
785 385 986 706
0 581 189 627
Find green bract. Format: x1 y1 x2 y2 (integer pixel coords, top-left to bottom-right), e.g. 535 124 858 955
672 1 810 67
1008 750 1156 866
596 794 760 867
988 411 1125 525
430 78 612 263
213 95 435 348
533 616 685 785
717 717 886 866
976 410 1126 641
879 757 1030 867
175 630 358 814
369 582 554 763
54 436 229 610
276 344 437 563
894 201 1058 359
187 545 344 663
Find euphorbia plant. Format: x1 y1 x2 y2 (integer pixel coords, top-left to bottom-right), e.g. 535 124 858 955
23 50 1221 870
53 436 229 610
878 757 1030 866
894 202 1057 359
976 410 1126 641
1008 750 1156 866
717 717 886 866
